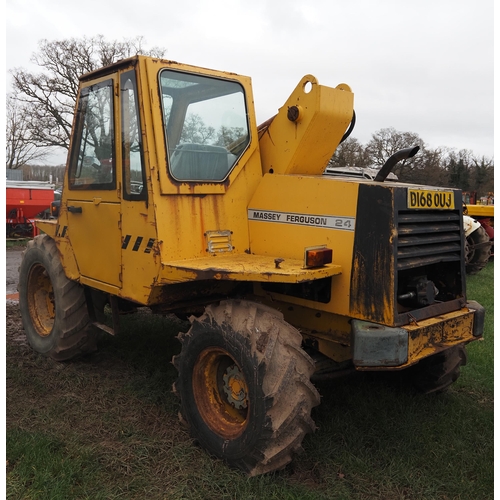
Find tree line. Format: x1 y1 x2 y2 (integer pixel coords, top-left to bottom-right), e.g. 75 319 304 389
6 36 494 197
329 130 493 196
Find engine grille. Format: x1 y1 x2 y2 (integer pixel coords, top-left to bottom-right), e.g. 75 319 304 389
396 210 462 271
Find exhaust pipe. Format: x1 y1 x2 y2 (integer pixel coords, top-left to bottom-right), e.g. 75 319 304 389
374 146 420 182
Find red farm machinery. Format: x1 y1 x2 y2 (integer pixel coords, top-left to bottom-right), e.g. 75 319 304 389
6 180 55 239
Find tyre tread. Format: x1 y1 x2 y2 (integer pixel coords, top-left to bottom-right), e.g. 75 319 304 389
19 234 96 360
465 226 492 275
174 299 320 475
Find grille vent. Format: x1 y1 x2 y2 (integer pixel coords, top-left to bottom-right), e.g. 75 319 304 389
396 210 462 271
205 230 233 253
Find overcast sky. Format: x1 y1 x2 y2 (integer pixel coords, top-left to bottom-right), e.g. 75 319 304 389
6 0 495 165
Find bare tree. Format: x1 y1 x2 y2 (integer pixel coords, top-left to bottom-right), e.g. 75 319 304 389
6 95 48 169
9 36 166 154
403 147 449 186
471 155 494 196
328 137 370 169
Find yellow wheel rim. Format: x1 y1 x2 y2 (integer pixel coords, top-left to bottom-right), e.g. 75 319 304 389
27 264 55 337
192 348 249 439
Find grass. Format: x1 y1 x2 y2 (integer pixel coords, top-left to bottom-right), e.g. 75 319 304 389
6 238 29 249
6 263 494 499
459 262 494 393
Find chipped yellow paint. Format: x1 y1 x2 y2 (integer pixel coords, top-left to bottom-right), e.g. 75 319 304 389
356 307 477 371
406 307 476 363
350 255 395 324
160 254 342 284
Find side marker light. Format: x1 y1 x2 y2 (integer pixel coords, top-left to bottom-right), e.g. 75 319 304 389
304 246 333 268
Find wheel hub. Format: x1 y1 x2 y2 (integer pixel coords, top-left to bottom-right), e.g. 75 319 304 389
222 365 248 409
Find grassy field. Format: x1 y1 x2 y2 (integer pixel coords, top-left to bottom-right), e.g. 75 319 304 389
6 263 494 499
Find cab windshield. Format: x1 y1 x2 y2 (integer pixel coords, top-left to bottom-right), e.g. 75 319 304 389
159 70 249 182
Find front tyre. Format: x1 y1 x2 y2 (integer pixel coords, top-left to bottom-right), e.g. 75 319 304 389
173 300 320 476
18 234 96 361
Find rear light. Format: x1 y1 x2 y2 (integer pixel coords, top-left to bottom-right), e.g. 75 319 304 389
304 246 333 268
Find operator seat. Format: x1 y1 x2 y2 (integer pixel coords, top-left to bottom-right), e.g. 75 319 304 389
170 143 236 181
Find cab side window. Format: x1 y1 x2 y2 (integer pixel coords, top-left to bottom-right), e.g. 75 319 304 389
121 70 147 201
69 80 115 190
160 70 250 182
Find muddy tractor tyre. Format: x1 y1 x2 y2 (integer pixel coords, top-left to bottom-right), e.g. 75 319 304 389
465 226 491 275
173 300 320 476
18 234 96 361
408 345 467 394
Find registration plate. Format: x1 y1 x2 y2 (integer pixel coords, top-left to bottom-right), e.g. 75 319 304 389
408 189 455 209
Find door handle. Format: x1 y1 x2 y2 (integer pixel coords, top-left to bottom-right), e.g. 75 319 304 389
68 206 83 214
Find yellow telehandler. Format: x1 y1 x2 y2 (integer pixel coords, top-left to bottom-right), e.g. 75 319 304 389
19 55 485 475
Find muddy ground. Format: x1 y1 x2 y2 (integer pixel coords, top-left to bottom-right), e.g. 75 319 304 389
6 246 24 296
6 302 25 342
6 247 24 336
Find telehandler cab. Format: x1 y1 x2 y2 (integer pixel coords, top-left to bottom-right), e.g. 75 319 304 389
19 55 485 475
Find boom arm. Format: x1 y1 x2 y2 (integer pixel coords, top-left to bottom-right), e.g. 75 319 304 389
258 75 354 176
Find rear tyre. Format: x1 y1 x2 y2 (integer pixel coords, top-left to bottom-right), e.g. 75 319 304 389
465 226 491 275
407 345 467 394
172 300 320 476
18 234 96 361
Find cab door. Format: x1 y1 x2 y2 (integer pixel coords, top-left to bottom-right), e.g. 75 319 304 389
65 76 122 288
